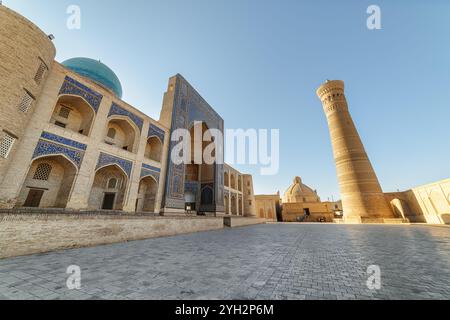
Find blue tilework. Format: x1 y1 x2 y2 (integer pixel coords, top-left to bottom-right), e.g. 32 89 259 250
148 124 165 142
41 132 87 151
32 140 84 168
96 152 133 177
142 163 161 172
108 103 144 132
58 76 103 113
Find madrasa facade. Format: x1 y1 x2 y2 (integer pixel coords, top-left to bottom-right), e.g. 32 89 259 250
0 5 256 217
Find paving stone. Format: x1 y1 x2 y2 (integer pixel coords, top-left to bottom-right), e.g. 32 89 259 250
0 224 449 300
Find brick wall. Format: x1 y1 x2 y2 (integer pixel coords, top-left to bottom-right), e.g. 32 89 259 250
0 212 224 259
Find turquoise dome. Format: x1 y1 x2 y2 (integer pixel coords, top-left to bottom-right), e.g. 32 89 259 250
62 57 123 98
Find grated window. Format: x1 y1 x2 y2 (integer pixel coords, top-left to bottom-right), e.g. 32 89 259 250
0 133 16 159
58 106 71 119
108 178 118 189
18 91 34 113
34 61 48 85
33 163 52 181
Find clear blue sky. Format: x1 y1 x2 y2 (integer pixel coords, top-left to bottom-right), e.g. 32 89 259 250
5 0 450 199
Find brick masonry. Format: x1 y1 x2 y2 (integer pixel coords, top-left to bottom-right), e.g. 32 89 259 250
0 224 449 300
0 213 225 259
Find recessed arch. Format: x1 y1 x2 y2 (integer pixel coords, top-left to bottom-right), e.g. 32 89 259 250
95 163 129 179
224 171 229 187
136 175 158 212
32 153 80 174
230 194 237 215
230 173 236 190
89 164 128 210
18 155 78 208
51 95 96 136
201 185 214 205
224 193 230 214
145 135 163 163
186 122 217 213
104 115 140 153
57 93 97 114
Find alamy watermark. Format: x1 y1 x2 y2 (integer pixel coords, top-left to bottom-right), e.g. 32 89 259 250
366 265 381 290
67 5 81 30
170 122 279 175
367 5 382 30
66 265 81 290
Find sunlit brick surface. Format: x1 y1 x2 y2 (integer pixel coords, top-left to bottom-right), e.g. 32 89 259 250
0 224 449 300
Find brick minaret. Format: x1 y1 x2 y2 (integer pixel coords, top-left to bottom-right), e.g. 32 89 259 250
317 80 393 223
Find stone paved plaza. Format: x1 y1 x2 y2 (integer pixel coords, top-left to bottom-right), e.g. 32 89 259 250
0 224 449 300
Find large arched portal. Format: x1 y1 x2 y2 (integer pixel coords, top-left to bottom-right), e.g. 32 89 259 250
50 95 95 136
88 165 128 210
18 155 77 208
186 122 217 213
136 176 158 212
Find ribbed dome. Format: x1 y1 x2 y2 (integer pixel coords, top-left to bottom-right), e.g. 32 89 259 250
283 177 321 203
62 57 123 98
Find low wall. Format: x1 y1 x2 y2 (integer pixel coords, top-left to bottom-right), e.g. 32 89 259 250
0 212 224 259
224 216 266 228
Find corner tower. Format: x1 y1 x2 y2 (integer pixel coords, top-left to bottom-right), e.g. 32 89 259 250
316 80 393 223
0 5 56 207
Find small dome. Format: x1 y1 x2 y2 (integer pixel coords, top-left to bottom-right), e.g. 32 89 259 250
283 176 321 203
62 57 123 98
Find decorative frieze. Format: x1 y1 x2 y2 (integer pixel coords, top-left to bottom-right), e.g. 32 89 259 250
58 76 103 113
108 103 144 132
96 152 133 178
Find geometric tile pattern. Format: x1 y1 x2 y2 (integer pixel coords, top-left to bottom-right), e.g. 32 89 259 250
108 103 144 132
96 152 133 178
58 76 103 113
163 75 224 211
140 169 160 182
40 132 87 151
32 140 84 168
142 164 161 172
148 124 165 143
140 164 160 181
184 181 199 195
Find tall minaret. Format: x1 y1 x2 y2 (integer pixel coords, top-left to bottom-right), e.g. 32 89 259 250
316 80 393 223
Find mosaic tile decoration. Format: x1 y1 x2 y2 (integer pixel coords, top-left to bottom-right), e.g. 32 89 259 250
32 140 84 168
163 75 225 210
140 168 160 182
148 124 165 142
96 152 133 178
58 76 103 113
142 163 161 172
185 181 199 195
108 103 144 132
40 131 87 151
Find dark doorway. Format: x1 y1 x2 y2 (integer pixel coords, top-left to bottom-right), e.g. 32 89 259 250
304 208 311 216
201 187 213 205
102 193 116 210
24 189 44 208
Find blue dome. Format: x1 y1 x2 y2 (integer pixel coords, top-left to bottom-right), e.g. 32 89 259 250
62 57 123 98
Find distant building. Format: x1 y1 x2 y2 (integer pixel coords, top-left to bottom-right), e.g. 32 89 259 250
385 179 450 224
223 164 256 217
255 194 281 222
281 177 339 223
